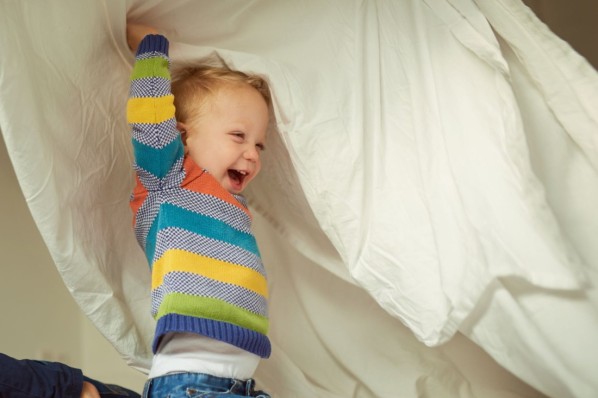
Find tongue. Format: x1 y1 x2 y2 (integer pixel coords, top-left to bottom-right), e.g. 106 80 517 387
228 170 243 188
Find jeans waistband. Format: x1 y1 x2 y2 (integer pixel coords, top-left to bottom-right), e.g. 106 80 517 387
144 372 264 397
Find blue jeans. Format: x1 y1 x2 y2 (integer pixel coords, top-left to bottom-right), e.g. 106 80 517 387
142 372 271 398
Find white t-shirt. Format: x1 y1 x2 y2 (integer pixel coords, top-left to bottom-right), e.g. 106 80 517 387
149 332 261 380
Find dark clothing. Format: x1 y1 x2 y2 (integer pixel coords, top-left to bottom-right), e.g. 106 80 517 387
0 353 140 398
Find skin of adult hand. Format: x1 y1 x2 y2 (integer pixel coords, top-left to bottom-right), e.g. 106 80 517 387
80 381 100 398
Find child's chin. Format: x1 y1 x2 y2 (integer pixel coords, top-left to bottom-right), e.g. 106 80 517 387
225 178 248 195
225 183 243 195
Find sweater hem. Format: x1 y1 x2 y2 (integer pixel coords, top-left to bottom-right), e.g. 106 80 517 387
153 314 271 358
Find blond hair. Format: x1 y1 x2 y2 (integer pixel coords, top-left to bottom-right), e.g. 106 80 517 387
171 66 271 123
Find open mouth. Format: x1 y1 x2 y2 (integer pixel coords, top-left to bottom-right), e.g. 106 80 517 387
228 169 248 189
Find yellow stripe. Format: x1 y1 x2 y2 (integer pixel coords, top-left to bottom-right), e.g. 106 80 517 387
152 249 268 298
126 95 175 124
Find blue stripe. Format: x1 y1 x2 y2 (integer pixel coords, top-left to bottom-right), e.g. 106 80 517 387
145 203 259 263
137 35 169 57
133 137 183 179
153 313 271 358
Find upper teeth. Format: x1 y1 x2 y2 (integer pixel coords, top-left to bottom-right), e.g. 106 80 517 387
238 170 247 175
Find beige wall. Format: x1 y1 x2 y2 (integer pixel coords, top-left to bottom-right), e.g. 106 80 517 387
0 136 146 391
0 135 82 365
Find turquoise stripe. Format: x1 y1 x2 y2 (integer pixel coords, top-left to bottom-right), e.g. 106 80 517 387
145 203 259 262
133 137 183 179
145 217 158 266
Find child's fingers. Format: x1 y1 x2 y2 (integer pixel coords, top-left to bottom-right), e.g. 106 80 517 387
126 22 159 52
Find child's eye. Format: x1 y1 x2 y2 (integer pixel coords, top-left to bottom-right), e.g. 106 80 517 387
231 132 245 141
256 143 265 151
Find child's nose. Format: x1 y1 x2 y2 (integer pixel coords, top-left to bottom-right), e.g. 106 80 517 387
244 146 259 162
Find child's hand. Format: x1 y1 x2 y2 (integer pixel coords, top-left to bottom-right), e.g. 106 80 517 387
126 22 159 52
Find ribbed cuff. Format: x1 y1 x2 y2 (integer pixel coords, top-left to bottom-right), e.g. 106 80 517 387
154 314 272 358
137 34 169 56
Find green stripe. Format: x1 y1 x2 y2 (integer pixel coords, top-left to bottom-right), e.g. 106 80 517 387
131 57 170 80
156 292 268 335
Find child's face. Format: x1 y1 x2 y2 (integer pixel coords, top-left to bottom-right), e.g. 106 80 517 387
181 83 269 194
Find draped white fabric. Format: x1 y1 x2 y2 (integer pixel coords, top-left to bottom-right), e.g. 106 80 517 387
1 0 596 397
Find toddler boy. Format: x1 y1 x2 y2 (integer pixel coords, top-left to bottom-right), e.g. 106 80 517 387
126 25 271 397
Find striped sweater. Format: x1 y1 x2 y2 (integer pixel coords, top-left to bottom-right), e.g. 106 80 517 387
126 35 270 358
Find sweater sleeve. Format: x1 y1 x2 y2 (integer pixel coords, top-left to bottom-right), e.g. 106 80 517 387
0 353 83 398
126 34 183 189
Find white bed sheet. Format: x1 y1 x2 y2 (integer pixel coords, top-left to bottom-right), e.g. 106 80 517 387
0 0 596 396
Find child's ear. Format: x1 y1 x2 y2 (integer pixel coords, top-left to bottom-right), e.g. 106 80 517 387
177 122 189 152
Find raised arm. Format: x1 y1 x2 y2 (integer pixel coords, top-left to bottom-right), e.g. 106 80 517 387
126 25 183 193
